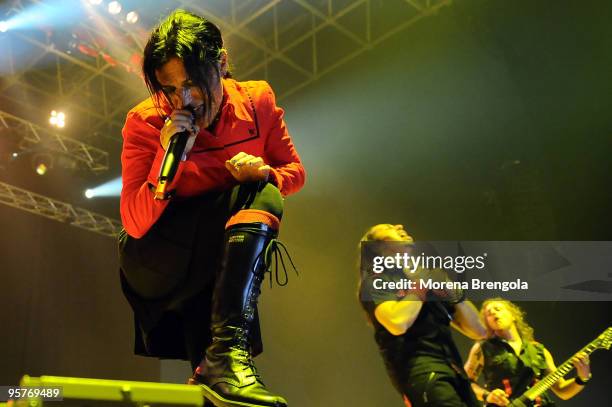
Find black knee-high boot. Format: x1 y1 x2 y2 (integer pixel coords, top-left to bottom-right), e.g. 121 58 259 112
192 222 287 407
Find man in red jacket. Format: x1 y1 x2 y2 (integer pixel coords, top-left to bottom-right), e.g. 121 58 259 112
118 10 305 407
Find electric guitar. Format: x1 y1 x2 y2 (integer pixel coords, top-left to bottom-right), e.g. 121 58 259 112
489 327 612 407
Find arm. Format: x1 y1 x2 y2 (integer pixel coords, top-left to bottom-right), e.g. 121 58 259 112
260 83 306 196
120 110 186 238
451 300 487 340
545 348 590 400
464 342 510 406
373 294 424 336
464 342 488 401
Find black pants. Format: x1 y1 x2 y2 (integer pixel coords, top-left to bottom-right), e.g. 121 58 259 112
401 370 480 407
118 182 283 368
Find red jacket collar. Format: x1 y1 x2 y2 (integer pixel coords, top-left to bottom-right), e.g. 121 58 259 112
222 78 252 122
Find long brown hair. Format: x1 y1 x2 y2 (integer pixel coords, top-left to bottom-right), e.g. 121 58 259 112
481 298 535 342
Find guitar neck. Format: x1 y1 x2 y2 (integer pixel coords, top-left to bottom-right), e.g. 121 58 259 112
523 341 597 400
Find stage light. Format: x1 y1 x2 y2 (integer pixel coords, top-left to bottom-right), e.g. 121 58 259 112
36 163 48 175
32 153 53 176
126 11 138 24
84 177 122 198
108 1 122 15
0 21 8 33
88 0 103 5
49 110 66 128
12 152 18 158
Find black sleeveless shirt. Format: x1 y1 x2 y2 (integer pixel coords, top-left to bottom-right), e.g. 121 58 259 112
360 270 467 390
481 338 556 406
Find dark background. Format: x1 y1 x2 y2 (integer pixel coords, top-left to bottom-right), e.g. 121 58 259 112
1 0 611 406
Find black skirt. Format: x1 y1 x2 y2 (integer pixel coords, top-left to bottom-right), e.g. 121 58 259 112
118 190 263 365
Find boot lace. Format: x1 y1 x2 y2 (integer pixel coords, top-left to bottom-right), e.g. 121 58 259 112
262 238 298 288
233 328 262 381
238 226 299 288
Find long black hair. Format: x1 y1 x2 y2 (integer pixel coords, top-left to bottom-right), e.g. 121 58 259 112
142 9 230 112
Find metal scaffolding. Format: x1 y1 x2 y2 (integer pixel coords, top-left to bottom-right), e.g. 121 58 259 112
0 110 109 173
0 0 452 142
180 0 453 99
0 181 122 237
0 0 452 237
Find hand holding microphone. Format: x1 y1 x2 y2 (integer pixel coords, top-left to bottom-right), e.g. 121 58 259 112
160 109 200 158
154 108 200 200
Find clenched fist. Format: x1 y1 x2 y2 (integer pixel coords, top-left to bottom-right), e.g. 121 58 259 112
225 152 271 183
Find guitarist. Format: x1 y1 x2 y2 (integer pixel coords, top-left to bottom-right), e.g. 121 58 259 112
464 298 592 406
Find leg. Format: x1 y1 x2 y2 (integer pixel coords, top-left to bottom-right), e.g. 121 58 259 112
402 371 478 407
192 182 287 407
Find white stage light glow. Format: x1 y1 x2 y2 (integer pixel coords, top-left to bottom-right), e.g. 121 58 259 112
0 21 9 33
88 0 103 5
84 177 122 198
49 110 66 128
126 11 139 24
108 1 122 15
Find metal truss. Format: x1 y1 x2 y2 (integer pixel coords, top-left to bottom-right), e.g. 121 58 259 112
0 181 122 237
0 0 149 146
0 110 109 173
0 0 451 237
178 0 453 99
1 0 452 144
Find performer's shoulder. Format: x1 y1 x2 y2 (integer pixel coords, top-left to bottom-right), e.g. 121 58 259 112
127 97 163 121
121 97 166 143
124 97 166 129
126 97 163 119
228 78 276 101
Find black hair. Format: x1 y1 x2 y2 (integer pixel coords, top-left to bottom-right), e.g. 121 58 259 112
142 9 230 113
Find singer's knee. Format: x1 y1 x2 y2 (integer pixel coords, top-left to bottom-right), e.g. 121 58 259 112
229 182 283 220
253 183 283 219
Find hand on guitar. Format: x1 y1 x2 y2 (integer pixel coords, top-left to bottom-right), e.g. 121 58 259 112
485 388 510 406
571 351 591 381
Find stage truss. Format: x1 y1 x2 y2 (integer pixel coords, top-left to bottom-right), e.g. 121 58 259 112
0 181 122 237
0 109 109 173
0 0 452 237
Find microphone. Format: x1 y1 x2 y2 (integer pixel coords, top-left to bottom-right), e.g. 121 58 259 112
154 107 195 200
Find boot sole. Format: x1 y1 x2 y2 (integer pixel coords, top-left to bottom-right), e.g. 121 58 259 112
199 384 286 407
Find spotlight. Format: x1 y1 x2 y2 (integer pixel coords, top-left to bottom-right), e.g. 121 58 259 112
83 177 122 198
11 152 18 158
0 21 8 33
88 0 103 4
126 11 139 24
108 1 122 15
49 110 66 128
32 153 53 176
36 163 48 175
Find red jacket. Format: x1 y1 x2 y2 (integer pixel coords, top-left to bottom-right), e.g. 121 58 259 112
120 79 305 238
